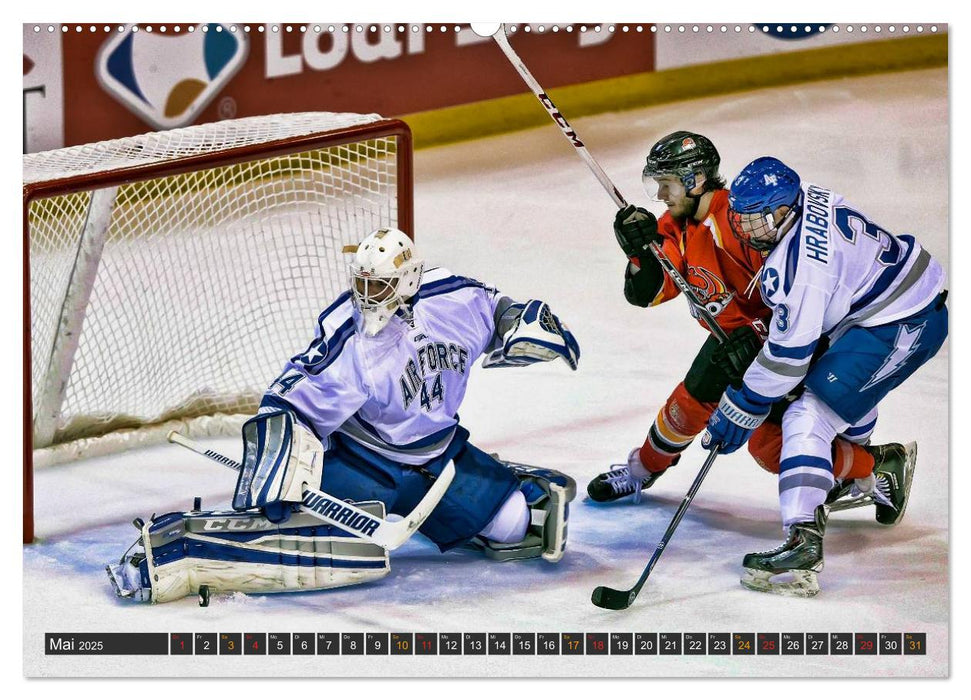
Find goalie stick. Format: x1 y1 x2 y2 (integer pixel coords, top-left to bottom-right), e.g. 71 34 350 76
591 446 720 610
166 430 455 551
492 25 728 344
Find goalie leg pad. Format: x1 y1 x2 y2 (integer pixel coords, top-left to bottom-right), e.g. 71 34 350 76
107 504 389 604
474 459 577 563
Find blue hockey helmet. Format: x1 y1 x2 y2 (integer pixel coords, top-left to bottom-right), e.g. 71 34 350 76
727 157 802 250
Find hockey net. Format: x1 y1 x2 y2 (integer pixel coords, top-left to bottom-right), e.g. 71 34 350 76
23 112 413 542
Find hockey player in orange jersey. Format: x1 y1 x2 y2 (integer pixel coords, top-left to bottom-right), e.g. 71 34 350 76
586 132 905 517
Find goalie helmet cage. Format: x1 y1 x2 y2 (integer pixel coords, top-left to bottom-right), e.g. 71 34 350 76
23 112 414 543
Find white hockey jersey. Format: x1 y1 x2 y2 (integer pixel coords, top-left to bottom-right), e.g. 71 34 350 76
262 267 504 464
743 183 945 402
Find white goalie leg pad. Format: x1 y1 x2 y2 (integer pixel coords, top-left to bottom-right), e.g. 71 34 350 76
109 504 389 604
474 461 577 563
234 410 325 510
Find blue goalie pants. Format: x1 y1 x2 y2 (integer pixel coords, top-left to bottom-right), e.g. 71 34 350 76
322 426 521 552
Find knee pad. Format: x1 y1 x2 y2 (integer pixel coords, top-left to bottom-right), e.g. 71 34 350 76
473 461 576 563
107 503 389 604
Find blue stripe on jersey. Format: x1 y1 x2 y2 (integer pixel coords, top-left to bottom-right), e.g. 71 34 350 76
417 275 487 300
353 412 459 450
844 416 878 438
767 339 817 360
848 235 914 316
291 317 356 376
779 456 832 473
784 223 801 295
316 290 353 326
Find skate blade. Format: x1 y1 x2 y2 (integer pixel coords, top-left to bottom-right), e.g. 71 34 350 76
894 441 918 526
828 495 874 513
105 563 137 599
740 568 820 598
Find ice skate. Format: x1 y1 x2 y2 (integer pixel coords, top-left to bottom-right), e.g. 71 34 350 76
105 533 151 603
870 442 917 525
587 449 666 503
740 505 827 598
825 442 916 525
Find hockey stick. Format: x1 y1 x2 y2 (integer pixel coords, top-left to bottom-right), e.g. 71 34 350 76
591 446 721 610
492 26 728 344
166 430 455 550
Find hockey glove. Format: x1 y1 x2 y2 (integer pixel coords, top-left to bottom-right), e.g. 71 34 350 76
482 299 580 371
614 205 661 259
702 385 770 454
711 325 765 385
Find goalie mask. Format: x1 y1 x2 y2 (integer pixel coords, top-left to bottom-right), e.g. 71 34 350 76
347 228 424 336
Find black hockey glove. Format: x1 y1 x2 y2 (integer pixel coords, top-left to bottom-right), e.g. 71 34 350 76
712 325 764 385
614 205 661 259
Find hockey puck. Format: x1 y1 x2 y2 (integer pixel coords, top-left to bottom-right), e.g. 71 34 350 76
198 585 211 607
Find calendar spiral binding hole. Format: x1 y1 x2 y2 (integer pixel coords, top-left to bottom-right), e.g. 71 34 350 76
32 24 941 35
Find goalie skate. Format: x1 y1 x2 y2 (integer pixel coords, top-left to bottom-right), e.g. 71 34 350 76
740 505 827 598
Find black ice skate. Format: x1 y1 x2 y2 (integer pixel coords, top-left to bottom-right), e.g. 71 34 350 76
587 449 666 504
740 505 827 598
825 442 916 526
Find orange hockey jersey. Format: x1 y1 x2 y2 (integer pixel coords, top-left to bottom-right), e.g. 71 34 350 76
633 189 770 334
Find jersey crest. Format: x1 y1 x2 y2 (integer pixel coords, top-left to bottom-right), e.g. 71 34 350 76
686 264 736 317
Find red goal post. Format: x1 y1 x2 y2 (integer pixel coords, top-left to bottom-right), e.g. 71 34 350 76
23 113 413 543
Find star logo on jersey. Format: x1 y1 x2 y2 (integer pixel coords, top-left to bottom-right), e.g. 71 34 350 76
761 268 781 299
301 346 325 364
861 323 925 391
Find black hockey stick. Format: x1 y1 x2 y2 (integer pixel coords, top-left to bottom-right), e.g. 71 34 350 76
592 446 720 610
492 25 728 344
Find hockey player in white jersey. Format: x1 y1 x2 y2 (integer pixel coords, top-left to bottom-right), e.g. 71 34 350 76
107 228 579 604
702 157 948 597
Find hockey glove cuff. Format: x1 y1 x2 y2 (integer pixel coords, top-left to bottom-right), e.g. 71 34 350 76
702 385 770 454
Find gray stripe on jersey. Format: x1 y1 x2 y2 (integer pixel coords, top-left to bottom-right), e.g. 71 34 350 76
755 350 811 378
338 420 455 463
851 248 931 326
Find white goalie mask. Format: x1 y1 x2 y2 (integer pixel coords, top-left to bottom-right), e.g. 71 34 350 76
347 228 424 336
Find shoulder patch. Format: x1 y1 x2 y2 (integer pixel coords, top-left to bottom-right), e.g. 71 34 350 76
760 266 783 305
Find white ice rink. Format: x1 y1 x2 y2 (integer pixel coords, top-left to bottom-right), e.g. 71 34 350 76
23 67 949 678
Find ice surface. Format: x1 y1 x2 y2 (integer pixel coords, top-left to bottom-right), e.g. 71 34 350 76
24 68 949 678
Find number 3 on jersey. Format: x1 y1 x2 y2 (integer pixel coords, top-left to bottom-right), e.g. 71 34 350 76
834 206 901 266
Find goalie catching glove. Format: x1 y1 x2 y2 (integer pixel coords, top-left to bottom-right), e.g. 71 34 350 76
482 299 580 371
